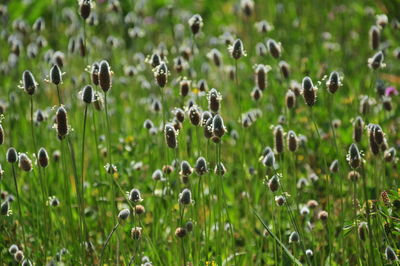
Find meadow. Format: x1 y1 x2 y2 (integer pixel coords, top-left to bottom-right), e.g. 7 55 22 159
0 0 399 265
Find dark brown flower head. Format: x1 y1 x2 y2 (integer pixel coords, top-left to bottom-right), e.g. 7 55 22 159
56 106 69 138
373 124 384 145
188 14 203 35
385 246 398 261
131 227 142 240
208 88 221 113
179 188 192 205
50 64 62 85
91 62 100 86
347 143 361 169
175 227 187 238
180 160 193 176
195 157 208 175
189 105 201 126
229 39 246 59
353 116 364 142
180 79 190 97
279 61 290 79
117 208 130 222
255 64 270 90
241 0 254 17
368 124 380 155
262 152 275 167
268 174 280 192
22 70 37 95
326 71 341 94
204 118 213 139
267 39 281 58
369 25 380 50
174 108 185 123
302 76 317 106
164 124 178 149
358 222 368 241
129 188 143 203
318 210 328 221
287 130 298 152
368 51 385 70
143 119 154 130
38 147 49 168
154 62 169 88
99 60 112 92
79 0 91 20
18 153 32 172
329 159 339 173
382 96 392 111
212 114 226 138
134 205 145 215
273 125 284 154
207 49 222 67
200 111 212 126
198 79 208 92
285 90 296 109
384 147 396 162
251 87 263 101
33 17 45 32
82 85 93 104
149 53 161 68
214 162 226 176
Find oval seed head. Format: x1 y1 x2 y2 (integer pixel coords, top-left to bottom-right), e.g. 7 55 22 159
134 205 145 215
279 61 290 80
195 157 208 175
255 64 267 90
18 153 32 172
164 124 178 149
353 116 364 142
302 76 316 106
368 51 385 70
251 87 263 101
198 79 208 92
6 147 18 163
329 159 339 174
174 108 185 123
179 79 190 97
99 60 112 92
212 114 226 138
306 249 314 257
275 195 286 206
214 162 227 176
369 25 380 50
347 144 361 169
91 62 100 86
22 259 32 266
175 227 187 238
180 160 193 177
204 118 213 139
268 174 280 192
256 42 267 56
262 152 275 168
38 147 49 168
384 147 396 162
357 222 368 241
14 250 24 263
22 70 37 95
373 124 384 145
188 14 203 35
82 85 93 104
318 210 328 221
208 88 221 113
129 188 143 203
327 71 340 94
189 106 201 126
229 39 246 59
131 227 142 240
50 64 62 85
1 200 9 215
149 53 161 68
288 231 300 244
382 96 392 111
79 0 91 20
241 0 254 16
286 130 297 152
152 169 164 181
179 188 192 205
117 208 130 222
154 62 168 88
0 124 4 145
368 125 380 156
385 246 398 261
9 244 19 255
285 90 296 109
267 39 281 58
186 221 194 232
56 106 69 138
274 125 284 154
200 111 212 127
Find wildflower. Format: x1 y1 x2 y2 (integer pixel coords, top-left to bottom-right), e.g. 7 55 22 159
273 125 284 154
195 157 208 175
99 60 112 92
50 64 62 85
38 147 49 168
153 62 169 88
368 51 385 70
117 208 130 222
164 124 178 149
175 227 187 238
347 143 361 169
326 71 341 94
279 61 290 80
21 70 37 95
178 188 193 205
129 188 143 203
79 0 91 20
228 39 246 59
385 246 398 261
288 231 299 243
56 106 69 138
18 153 32 172
369 25 380 50
131 227 142 240
267 39 281 58
208 88 222 113
188 14 203 35
302 76 317 106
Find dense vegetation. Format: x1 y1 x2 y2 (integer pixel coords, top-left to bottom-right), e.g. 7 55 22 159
0 0 399 265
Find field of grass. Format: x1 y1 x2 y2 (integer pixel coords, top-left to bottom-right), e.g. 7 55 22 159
0 0 399 265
